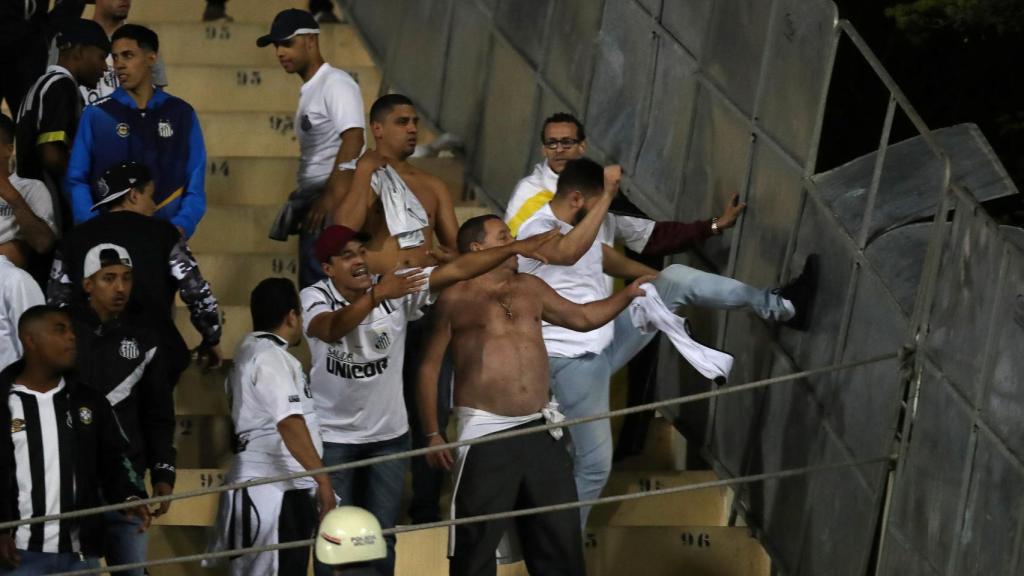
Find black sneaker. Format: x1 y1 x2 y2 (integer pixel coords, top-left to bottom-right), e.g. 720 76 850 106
776 254 819 331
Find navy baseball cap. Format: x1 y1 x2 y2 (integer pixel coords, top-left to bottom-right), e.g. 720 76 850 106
92 162 153 211
55 19 112 54
256 9 320 47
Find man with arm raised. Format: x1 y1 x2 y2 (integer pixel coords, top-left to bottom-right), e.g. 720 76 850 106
417 215 651 576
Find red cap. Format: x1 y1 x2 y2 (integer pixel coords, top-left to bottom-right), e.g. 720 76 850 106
314 225 370 262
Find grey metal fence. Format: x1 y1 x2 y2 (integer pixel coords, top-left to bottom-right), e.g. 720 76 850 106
339 0 1024 573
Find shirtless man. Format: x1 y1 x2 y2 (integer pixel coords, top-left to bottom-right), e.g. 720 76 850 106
333 93 464 524
336 93 458 273
417 216 651 576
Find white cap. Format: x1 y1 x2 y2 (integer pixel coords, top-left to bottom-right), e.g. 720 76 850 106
315 506 386 566
83 243 133 278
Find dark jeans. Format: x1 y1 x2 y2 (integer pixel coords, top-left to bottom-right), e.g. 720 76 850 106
451 421 584 576
299 226 328 289
321 433 411 576
403 309 453 524
0 550 98 575
102 511 147 576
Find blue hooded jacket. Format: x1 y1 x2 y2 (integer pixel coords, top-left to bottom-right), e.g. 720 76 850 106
65 87 206 237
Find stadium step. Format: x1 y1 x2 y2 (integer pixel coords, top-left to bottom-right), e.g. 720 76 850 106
586 526 770 575
204 156 469 206
593 470 729 527
195 252 298 306
153 468 224 527
148 22 373 68
189 204 294 254
91 0 307 25
166 64 380 114
200 111 299 158
174 363 231 416
175 415 233 469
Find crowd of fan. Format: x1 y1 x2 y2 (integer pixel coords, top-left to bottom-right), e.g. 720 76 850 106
0 4 819 576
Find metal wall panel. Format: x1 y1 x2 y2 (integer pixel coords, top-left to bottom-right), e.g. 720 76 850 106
494 0 553 67
630 37 698 219
757 0 838 163
883 365 972 573
386 0 452 120
980 251 1024 458
949 432 1024 575
584 0 656 175
541 0 605 113
473 39 539 207
660 0 713 58
701 0 773 116
864 223 935 316
437 3 492 149
923 204 1004 401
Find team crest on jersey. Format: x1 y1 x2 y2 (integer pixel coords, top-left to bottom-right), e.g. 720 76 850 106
115 123 130 137
301 114 312 131
158 119 174 138
78 407 93 425
119 337 140 360
373 331 392 352
10 418 25 434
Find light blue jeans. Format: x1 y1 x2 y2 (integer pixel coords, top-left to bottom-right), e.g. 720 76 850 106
102 511 147 576
549 264 791 528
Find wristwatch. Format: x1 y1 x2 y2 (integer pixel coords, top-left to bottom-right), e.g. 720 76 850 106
710 217 721 235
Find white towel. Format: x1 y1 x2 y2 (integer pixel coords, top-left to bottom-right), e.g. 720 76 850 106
630 283 734 382
371 165 429 248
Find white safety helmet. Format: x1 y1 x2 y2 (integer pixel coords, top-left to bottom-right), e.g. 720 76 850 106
315 506 387 565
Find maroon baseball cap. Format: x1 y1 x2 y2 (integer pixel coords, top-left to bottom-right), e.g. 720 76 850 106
314 225 371 262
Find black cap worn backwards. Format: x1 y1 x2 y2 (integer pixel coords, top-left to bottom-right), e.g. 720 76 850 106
92 162 153 211
55 19 112 54
256 9 320 47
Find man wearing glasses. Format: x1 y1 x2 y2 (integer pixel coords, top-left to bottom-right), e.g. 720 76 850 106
506 113 818 527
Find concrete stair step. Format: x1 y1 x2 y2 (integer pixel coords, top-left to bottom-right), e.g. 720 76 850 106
175 415 233 469
173 304 312 363
87 0 307 24
148 22 372 67
200 111 299 158
204 156 468 207
190 204 295 254
165 64 380 114
174 363 231 416
614 415 688 471
146 526 223 576
593 470 728 527
585 526 769 575
153 468 225 527
195 252 298 306
205 157 298 205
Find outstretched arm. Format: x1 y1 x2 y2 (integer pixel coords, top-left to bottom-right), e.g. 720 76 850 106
428 230 559 291
306 268 428 342
532 274 654 332
417 299 453 471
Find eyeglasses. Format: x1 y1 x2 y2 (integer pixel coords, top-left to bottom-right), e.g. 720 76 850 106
543 138 581 150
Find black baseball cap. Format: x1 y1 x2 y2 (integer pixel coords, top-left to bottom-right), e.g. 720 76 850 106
256 9 320 47
92 162 153 211
55 19 112 54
